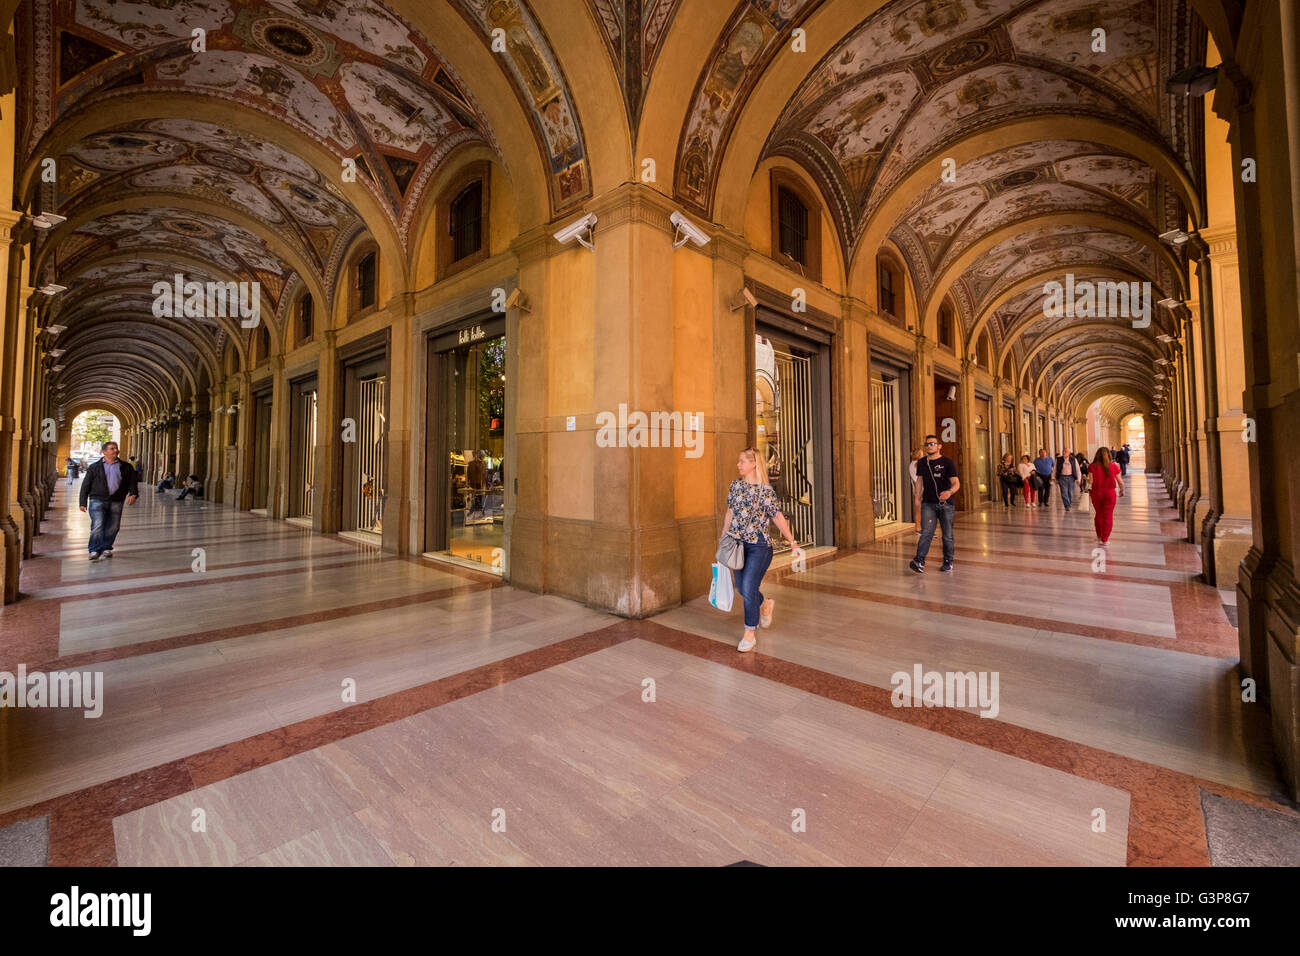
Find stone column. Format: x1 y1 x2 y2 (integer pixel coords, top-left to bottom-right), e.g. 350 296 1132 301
1188 234 1225 582
176 410 193 480
1179 309 1202 542
315 333 339 533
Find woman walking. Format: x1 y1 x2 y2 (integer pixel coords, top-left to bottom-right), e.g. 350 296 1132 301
722 447 803 652
1016 454 1035 506
997 453 1019 506
1087 447 1125 545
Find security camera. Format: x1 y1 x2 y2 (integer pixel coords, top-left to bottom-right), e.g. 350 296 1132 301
553 213 596 250
946 384 958 402
670 210 710 248
503 288 531 313
729 288 757 311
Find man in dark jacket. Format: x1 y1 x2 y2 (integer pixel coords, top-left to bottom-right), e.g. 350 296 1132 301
78 440 139 561
1055 447 1081 511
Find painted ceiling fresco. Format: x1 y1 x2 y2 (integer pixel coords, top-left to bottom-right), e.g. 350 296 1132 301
889 139 1174 318
949 223 1169 318
759 0 1201 249
21 0 514 242
448 0 591 211
57 118 361 286
586 0 684 134
675 0 820 211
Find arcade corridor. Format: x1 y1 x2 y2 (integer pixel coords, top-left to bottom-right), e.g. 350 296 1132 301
1 0 1299 872
0 472 1293 865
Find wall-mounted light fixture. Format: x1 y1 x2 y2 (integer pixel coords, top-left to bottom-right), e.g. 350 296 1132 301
38 283 67 295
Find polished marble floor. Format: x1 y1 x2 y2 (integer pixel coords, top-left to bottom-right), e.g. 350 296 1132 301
0 473 1294 866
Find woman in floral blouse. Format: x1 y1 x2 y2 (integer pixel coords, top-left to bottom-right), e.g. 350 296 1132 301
721 447 803 652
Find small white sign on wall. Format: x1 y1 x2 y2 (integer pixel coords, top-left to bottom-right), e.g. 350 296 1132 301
566 416 576 431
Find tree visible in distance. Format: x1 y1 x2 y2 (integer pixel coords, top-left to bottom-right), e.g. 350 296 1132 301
72 409 115 447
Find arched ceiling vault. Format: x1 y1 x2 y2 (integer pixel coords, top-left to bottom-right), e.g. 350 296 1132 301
682 0 1208 417
1059 360 1157 407
1069 383 1154 419
16 0 595 426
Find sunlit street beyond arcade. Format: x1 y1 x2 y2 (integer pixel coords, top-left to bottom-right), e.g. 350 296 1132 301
0 0 1298 883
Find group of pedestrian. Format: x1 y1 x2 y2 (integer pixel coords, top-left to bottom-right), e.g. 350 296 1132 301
709 434 1130 650
999 448 1090 510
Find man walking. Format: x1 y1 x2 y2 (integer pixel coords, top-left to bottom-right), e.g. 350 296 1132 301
1116 444 1131 476
1055 446 1079 511
78 440 139 561
1033 447 1055 507
909 435 960 574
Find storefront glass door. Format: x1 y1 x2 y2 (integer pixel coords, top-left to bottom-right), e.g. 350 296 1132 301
431 333 506 572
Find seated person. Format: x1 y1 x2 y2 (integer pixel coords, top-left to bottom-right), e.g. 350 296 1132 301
176 475 203 500
155 472 176 493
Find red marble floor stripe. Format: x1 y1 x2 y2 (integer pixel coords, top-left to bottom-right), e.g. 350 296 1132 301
951 545 1173 571
889 552 1238 653
183 619 646 787
13 620 645 866
628 621 1292 867
35 528 320 558
776 576 1234 658
27 550 380 589
0 598 62 670
29 578 499 672
42 554 401 605
16 555 64 590
18 617 1290 868
1162 542 1203 571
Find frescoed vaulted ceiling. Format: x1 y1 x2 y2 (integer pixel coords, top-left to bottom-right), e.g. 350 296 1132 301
744 0 1204 409
15 0 1218 425
19 0 597 421
585 0 684 134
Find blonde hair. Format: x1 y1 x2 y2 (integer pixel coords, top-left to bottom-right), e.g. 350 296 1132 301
741 447 771 485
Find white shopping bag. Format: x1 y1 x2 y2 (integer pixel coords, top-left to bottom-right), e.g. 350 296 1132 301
709 562 734 612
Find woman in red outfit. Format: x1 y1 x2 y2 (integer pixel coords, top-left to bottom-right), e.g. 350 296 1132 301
1088 447 1125 545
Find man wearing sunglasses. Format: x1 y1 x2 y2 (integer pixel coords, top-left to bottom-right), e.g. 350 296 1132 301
909 435 959 574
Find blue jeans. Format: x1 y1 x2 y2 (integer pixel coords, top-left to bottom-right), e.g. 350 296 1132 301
88 498 124 553
914 501 954 566
1058 475 1077 509
731 540 774 629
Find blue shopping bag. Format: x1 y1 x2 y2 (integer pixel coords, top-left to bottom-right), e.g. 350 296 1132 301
709 562 734 612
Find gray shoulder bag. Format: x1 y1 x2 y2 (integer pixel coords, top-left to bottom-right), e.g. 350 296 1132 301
716 532 745 570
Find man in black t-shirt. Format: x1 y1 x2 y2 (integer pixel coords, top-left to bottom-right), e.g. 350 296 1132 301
909 435 960 574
